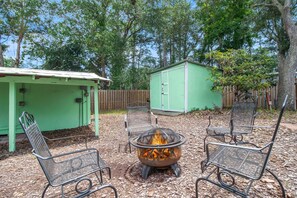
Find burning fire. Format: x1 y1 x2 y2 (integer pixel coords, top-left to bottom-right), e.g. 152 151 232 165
150 130 167 145
140 130 176 160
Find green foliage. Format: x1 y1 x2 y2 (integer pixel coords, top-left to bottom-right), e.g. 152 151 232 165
196 0 254 58
252 2 290 55
145 0 200 66
0 0 49 67
1 0 295 97
4 57 14 67
42 41 86 71
208 49 276 94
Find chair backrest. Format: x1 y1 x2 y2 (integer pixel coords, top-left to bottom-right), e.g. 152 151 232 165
231 94 258 134
19 112 55 180
258 95 288 178
127 106 151 128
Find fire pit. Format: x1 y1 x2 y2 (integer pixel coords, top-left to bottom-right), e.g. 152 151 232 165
129 128 186 179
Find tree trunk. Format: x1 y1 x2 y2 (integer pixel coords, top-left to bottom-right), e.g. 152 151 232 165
272 0 297 110
99 56 106 78
15 33 24 68
162 36 167 67
277 52 296 110
0 35 4 67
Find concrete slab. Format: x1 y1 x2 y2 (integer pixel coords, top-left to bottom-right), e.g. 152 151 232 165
0 133 27 144
151 110 184 116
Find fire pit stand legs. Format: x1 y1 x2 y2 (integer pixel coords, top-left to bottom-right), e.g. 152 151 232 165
141 165 152 180
141 163 181 180
170 163 181 177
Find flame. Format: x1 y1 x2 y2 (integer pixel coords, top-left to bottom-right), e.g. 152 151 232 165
140 130 175 160
150 130 167 145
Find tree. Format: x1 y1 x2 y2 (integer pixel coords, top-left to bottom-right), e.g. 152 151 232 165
145 0 200 67
196 0 254 57
42 41 86 71
0 0 47 67
208 49 275 97
0 38 5 67
254 0 297 110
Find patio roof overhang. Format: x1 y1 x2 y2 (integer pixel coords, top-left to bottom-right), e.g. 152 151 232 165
0 67 106 152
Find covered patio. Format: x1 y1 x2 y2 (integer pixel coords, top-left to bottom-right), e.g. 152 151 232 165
0 67 109 152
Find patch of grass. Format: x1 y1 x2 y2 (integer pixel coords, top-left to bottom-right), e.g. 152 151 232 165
255 108 297 120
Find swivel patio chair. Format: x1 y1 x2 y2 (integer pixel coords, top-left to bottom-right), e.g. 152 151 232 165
19 112 118 198
196 95 287 197
124 105 158 153
204 94 258 151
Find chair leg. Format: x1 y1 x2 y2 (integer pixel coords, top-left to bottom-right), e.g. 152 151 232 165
41 183 50 198
195 177 203 197
85 184 118 198
203 135 209 152
106 167 112 179
129 142 132 153
266 169 286 198
95 171 103 184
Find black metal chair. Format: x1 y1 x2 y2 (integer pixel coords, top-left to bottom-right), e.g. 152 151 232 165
124 105 158 153
19 112 118 198
204 94 258 151
196 95 288 197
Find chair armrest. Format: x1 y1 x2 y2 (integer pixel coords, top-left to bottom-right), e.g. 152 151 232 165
43 134 89 148
43 134 88 141
151 112 158 127
254 112 259 118
32 148 99 160
260 142 273 151
208 116 212 127
236 124 274 130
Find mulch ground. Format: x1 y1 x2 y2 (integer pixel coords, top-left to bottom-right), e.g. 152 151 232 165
0 110 296 197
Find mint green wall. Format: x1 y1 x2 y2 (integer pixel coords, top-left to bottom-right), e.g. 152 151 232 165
150 64 185 112
0 83 91 135
187 62 222 111
167 66 185 111
0 83 9 134
150 73 162 109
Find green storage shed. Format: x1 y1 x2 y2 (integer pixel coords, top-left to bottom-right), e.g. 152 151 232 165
150 60 222 113
0 67 109 152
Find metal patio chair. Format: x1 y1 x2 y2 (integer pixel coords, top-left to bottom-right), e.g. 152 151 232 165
19 112 118 198
124 105 158 153
204 94 258 151
196 95 288 197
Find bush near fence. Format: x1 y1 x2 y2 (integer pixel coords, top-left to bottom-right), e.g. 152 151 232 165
223 86 279 108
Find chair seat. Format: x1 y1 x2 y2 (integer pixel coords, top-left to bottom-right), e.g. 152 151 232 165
207 145 267 180
49 150 107 186
128 124 154 137
206 126 250 136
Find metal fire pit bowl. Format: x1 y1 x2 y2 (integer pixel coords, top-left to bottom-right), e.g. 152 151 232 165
129 128 186 168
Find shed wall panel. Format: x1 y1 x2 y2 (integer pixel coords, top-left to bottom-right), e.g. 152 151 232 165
0 83 90 135
150 73 162 109
167 66 185 112
187 63 222 111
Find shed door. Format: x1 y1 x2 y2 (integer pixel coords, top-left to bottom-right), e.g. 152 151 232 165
150 73 162 109
161 71 169 110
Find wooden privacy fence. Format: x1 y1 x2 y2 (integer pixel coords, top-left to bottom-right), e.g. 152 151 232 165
91 90 149 112
91 85 292 113
223 86 279 108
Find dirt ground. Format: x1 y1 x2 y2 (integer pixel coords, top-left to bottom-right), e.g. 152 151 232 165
0 110 296 198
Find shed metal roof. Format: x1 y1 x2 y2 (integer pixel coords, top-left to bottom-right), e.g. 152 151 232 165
0 67 110 81
149 59 212 74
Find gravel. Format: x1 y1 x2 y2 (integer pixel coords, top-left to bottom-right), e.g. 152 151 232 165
0 110 296 197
